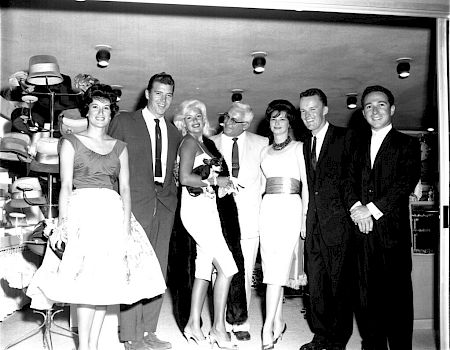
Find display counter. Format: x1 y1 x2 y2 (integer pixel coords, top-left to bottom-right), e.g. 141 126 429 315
410 201 438 329
0 227 41 321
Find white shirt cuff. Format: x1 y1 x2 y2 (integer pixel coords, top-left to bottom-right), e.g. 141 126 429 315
350 201 362 211
367 202 383 220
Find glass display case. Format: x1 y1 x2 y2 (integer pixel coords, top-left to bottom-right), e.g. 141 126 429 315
410 200 438 328
410 201 439 254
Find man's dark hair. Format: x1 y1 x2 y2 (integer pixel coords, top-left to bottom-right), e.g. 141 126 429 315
147 72 175 93
299 88 328 106
361 85 395 107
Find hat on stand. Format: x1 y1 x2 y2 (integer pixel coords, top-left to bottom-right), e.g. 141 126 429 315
29 137 60 174
26 55 63 86
0 132 32 162
10 177 47 208
59 108 87 135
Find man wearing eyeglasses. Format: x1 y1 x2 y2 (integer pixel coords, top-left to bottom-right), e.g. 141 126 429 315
211 102 268 341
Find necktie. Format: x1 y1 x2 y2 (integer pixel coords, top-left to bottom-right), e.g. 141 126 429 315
311 136 317 171
232 137 239 178
154 119 162 177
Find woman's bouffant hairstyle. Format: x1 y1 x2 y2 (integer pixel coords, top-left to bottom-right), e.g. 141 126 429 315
80 83 119 118
264 99 297 126
173 99 212 137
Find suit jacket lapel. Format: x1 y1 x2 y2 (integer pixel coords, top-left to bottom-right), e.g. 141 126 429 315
163 122 179 187
317 125 333 169
304 135 314 182
133 110 154 180
372 129 393 170
215 133 224 153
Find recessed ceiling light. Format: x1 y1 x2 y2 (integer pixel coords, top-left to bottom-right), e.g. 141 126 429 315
346 93 358 109
251 51 267 74
396 57 412 79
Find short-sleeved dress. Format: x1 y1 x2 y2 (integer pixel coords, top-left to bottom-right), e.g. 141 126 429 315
27 134 166 308
259 141 305 286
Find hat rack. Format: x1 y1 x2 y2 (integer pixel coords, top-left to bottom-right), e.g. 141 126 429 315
25 55 81 219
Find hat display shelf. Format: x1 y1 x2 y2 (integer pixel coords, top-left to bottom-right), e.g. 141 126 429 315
25 55 81 220
1 56 79 350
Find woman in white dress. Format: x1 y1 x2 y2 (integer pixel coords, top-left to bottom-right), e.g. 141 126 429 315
174 99 239 349
259 100 309 349
26 84 166 350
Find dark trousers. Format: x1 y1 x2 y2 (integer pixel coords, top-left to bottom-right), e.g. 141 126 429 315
120 201 175 342
354 232 413 350
305 223 353 346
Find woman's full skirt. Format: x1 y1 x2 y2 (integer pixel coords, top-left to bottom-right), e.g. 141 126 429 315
27 188 166 308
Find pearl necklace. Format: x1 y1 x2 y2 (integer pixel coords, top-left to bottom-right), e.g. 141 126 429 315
272 136 292 151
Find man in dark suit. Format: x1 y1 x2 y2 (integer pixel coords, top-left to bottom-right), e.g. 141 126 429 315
109 72 182 350
346 85 420 350
299 88 354 350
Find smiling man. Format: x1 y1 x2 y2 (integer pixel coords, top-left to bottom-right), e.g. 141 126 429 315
211 102 268 341
346 85 421 350
299 88 354 350
109 72 182 350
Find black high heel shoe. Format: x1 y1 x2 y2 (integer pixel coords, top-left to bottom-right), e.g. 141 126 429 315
273 323 287 344
209 329 238 350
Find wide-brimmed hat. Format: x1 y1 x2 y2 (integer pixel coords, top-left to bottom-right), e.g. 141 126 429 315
0 132 32 162
29 137 60 173
10 177 47 208
59 108 87 135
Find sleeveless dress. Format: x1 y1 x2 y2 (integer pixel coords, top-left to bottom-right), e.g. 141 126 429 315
179 150 238 281
259 141 304 286
26 134 166 308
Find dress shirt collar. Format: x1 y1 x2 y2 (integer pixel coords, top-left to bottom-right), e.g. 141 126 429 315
314 121 329 140
142 107 166 125
371 123 392 139
222 131 247 145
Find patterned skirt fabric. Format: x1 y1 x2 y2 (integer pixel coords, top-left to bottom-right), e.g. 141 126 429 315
27 188 166 308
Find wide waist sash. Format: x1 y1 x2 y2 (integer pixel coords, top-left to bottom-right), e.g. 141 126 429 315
265 177 300 194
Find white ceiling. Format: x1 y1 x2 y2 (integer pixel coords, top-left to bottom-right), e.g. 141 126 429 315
1 1 438 133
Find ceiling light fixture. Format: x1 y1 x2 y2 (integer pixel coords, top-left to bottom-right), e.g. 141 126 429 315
251 51 267 74
396 57 412 79
111 84 123 102
346 93 358 109
95 45 112 68
218 112 226 126
231 88 244 102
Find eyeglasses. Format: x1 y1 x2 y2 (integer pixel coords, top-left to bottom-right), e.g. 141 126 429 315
223 113 246 125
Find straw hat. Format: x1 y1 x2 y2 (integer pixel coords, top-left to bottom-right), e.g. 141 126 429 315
0 132 32 162
10 177 47 208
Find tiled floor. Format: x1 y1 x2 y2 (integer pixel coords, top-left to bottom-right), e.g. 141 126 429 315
0 288 436 350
